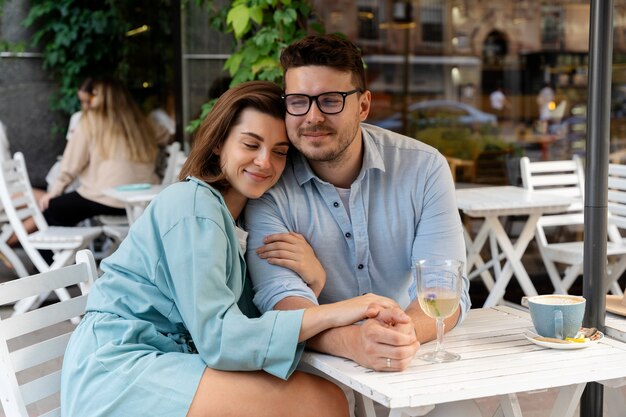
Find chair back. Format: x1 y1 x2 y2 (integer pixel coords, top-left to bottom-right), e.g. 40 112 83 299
608 163 626 238
0 153 52 272
0 153 48 232
519 156 585 250
519 156 584 212
161 142 187 186
0 250 98 417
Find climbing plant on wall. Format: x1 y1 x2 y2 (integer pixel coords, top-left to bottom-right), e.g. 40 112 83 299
187 0 322 132
21 0 174 115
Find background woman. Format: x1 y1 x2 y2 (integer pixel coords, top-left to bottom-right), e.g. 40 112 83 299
60 81 406 417
39 77 167 226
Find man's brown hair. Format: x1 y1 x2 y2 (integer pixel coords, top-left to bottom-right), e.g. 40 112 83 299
280 34 366 92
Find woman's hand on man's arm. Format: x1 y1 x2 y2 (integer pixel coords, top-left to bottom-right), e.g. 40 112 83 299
256 232 326 296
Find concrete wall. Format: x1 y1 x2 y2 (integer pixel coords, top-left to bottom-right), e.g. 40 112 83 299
0 1 66 189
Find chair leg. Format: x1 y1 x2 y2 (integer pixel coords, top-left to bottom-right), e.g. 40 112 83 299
0 225 29 277
607 256 626 295
543 258 570 294
605 386 626 417
561 264 583 294
11 292 47 315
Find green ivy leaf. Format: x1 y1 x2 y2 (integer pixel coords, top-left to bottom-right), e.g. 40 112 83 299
252 57 279 75
183 0 332 133
249 6 264 25
227 4 251 39
225 53 244 76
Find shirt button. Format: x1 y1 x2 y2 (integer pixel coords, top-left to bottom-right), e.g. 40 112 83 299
333 202 339 207
358 264 364 269
345 232 351 238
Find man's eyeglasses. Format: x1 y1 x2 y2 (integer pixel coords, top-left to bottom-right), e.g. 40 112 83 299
281 89 362 116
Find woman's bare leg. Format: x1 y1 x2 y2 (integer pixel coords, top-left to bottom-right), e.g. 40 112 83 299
187 369 348 417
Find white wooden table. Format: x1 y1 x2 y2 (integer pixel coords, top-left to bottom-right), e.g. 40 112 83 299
455 186 573 307
103 184 165 224
606 312 626 342
602 312 626 417
301 306 626 417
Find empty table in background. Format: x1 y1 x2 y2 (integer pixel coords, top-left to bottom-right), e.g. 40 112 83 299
455 186 574 307
103 184 165 224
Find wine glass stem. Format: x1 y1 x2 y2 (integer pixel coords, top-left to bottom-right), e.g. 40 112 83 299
435 317 446 354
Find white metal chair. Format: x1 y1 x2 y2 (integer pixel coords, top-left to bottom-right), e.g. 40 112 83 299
161 141 187 186
0 208 29 278
520 156 626 294
0 152 102 315
0 250 98 417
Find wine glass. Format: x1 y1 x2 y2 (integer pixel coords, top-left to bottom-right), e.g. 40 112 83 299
414 259 463 363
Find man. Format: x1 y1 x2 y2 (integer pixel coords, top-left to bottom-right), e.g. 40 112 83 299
489 85 510 122
536 82 555 133
245 34 469 373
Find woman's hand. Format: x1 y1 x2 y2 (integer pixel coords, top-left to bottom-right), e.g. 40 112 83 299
299 294 403 342
38 193 53 212
257 232 326 296
327 294 407 329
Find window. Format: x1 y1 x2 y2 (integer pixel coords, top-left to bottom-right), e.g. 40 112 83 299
358 6 379 40
421 1 444 44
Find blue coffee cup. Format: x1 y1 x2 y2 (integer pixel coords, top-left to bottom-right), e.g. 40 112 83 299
525 295 585 339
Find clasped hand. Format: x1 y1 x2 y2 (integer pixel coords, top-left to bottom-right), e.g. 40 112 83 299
353 307 420 372
325 296 420 372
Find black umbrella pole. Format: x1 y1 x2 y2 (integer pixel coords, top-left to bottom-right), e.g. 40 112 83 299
582 0 613 415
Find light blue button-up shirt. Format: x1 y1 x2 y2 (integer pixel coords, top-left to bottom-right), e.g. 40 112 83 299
245 123 470 321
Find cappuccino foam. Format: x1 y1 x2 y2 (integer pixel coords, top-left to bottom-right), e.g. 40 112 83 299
531 295 583 305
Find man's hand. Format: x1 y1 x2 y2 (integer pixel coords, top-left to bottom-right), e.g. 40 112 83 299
276 297 421 372
349 308 419 371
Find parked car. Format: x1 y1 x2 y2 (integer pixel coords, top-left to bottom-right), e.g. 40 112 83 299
369 99 498 134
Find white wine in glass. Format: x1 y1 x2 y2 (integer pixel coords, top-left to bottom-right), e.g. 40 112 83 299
414 259 463 363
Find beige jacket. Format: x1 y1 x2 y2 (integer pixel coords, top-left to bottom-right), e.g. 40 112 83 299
50 123 163 208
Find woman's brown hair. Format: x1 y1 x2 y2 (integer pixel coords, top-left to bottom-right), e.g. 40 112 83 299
178 81 285 190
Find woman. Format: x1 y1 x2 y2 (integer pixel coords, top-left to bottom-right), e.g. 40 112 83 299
60 81 406 417
67 77 95 141
39 77 167 226
45 77 95 193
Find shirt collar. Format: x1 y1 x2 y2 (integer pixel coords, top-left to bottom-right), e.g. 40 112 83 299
185 176 233 219
292 124 386 186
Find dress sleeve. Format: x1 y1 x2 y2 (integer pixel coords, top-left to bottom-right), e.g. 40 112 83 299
161 215 305 380
411 153 471 322
49 123 90 197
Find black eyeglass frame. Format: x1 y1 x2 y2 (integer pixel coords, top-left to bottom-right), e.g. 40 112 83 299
281 89 363 116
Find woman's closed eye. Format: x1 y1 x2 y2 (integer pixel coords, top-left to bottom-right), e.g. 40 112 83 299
242 142 259 150
273 147 289 156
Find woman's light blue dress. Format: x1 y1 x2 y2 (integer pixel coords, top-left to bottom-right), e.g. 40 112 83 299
60 177 305 417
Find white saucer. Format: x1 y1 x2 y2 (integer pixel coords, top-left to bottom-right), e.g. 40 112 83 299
524 330 603 350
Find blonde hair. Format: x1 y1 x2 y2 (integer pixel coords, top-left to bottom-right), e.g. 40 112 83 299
82 77 158 163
